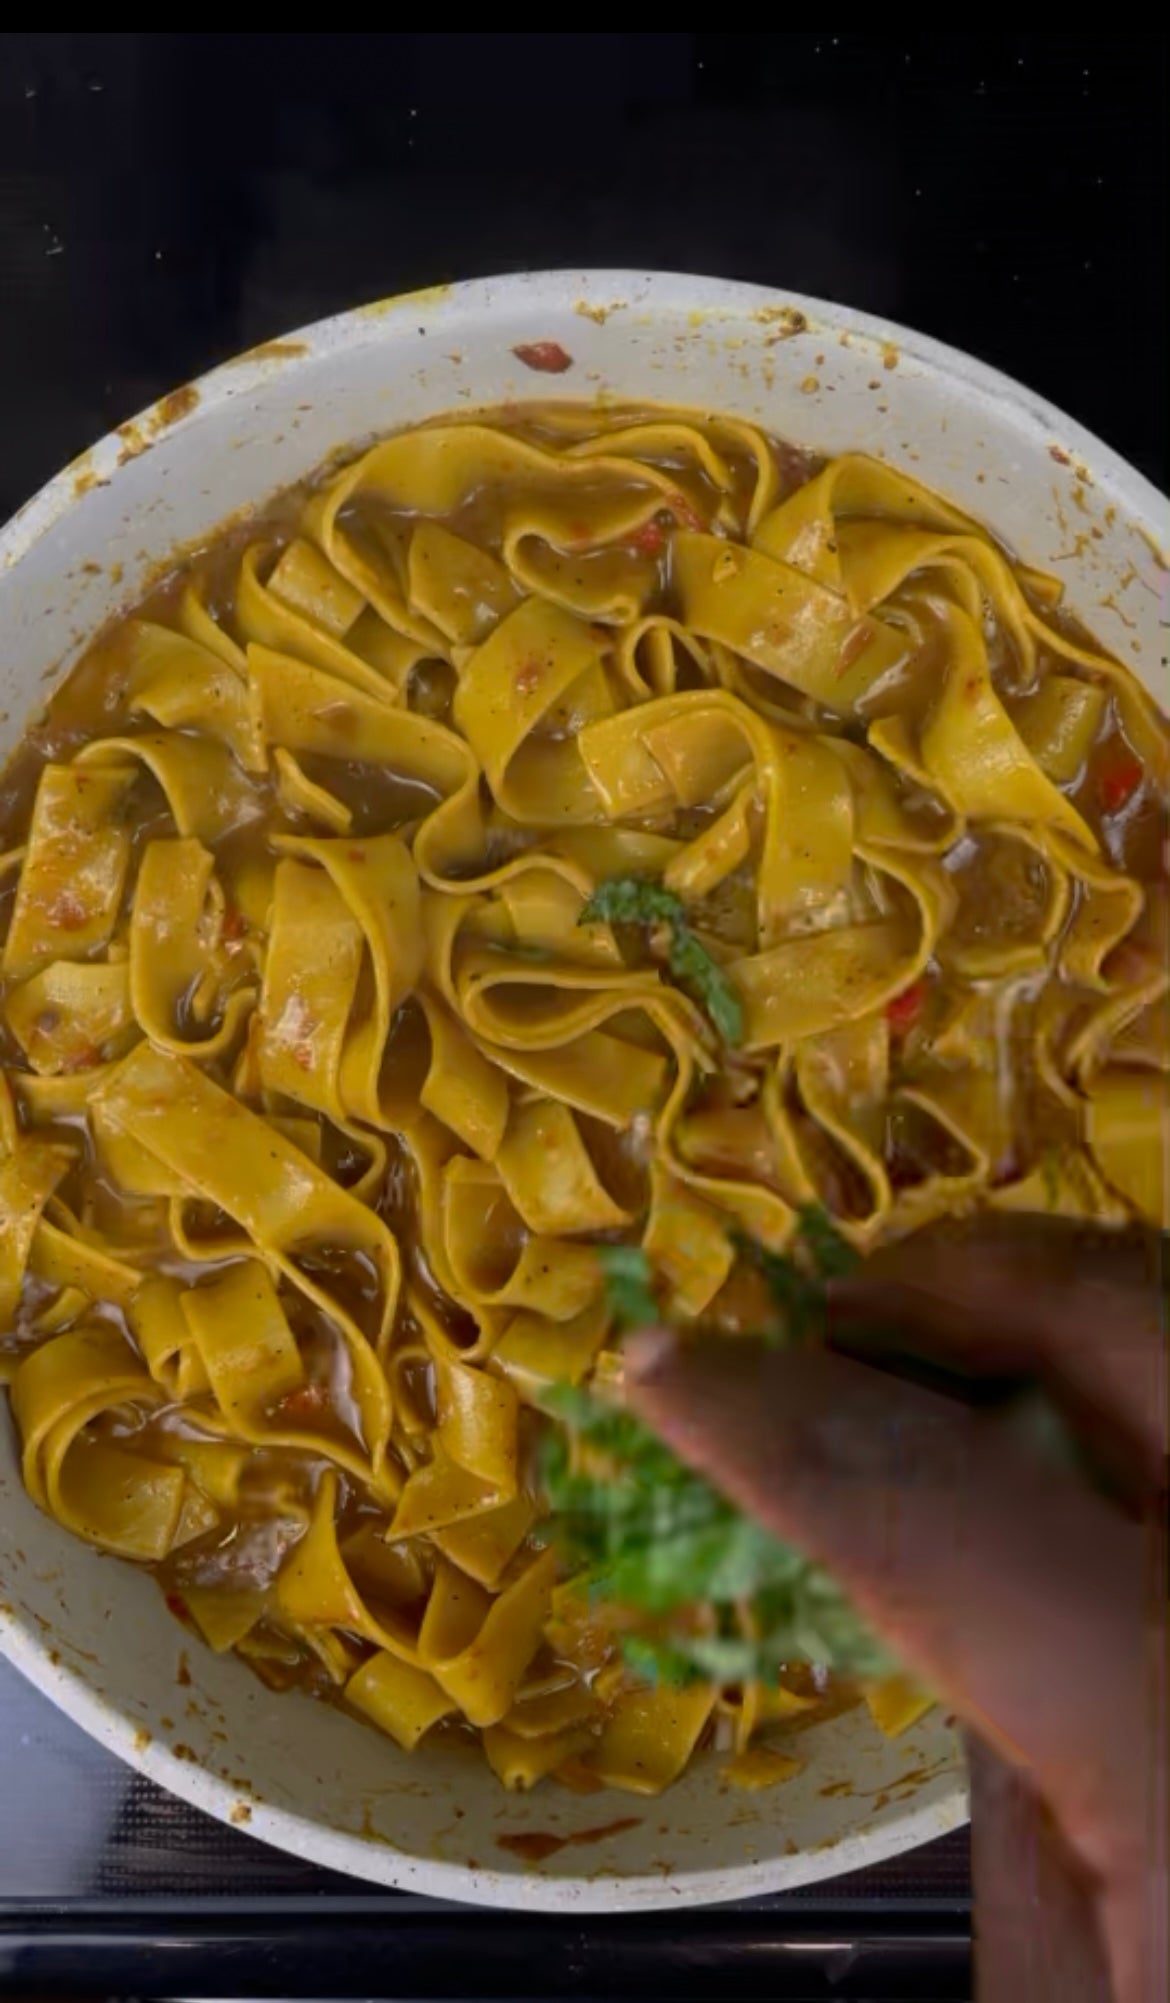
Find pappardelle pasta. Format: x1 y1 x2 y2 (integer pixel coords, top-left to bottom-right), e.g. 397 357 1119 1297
1 405 1166 1795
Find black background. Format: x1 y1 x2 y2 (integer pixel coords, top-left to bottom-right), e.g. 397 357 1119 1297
0 30 1166 528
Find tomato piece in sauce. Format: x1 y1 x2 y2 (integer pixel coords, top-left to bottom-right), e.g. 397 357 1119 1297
1097 750 1143 815
276 1382 328 1420
511 341 573 374
630 517 668 556
886 981 926 1035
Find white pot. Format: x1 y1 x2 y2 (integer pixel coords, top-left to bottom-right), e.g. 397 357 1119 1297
0 271 1164 1911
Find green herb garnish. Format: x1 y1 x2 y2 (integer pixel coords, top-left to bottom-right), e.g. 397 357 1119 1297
1039 1144 1064 1211
578 877 744 1046
594 1243 659 1331
793 1202 861 1280
733 1203 859 1343
540 1209 891 1686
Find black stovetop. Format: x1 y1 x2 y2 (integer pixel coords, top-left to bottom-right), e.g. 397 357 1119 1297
0 1655 970 1997
0 29 1163 2000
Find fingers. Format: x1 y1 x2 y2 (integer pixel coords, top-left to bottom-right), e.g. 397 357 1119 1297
828 1216 1168 1493
967 1738 1113 2003
624 1330 1160 1888
970 1734 1170 2003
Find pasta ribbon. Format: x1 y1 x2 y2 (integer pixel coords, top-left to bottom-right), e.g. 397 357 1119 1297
235 543 420 703
729 850 953 1051
915 605 1095 849
579 690 859 943
584 1681 717 1794
454 597 613 825
408 522 522 645
442 1157 602 1320
673 532 906 715
246 645 484 882
130 838 255 1058
346 1651 457 1751
11 1326 194 1560
73 731 259 845
92 1044 397 1466
5 960 137 1074
273 832 423 1129
417 1546 557 1729
122 619 266 772
3 764 134 980
495 1099 631 1235
1085 1070 1170 1228
0 1131 75 1328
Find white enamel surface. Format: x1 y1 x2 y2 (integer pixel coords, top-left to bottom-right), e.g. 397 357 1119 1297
0 271 1165 1911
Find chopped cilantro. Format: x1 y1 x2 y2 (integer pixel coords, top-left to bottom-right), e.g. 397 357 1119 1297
594 1243 659 1332
579 876 744 1046
540 1209 891 1685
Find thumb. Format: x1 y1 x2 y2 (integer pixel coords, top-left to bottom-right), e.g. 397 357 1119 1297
623 1328 1155 1891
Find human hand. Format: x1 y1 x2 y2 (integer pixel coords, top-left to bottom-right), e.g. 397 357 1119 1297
625 1217 1167 2003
